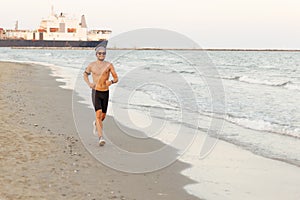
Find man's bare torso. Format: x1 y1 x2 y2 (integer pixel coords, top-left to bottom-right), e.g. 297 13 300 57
90 61 111 91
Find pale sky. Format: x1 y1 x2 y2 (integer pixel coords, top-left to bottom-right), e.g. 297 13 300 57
1 0 300 49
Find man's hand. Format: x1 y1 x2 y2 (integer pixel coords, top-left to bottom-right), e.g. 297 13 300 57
106 80 112 87
89 83 96 89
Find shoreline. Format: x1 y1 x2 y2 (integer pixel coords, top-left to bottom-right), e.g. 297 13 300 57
0 61 200 200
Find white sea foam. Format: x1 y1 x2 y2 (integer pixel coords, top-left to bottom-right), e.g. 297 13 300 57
226 115 300 138
48 65 79 90
205 75 298 92
238 76 290 87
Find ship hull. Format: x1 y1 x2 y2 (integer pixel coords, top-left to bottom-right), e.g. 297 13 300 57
0 39 107 47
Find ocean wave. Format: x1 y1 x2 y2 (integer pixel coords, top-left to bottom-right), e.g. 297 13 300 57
226 114 300 139
257 65 279 70
220 75 240 80
142 67 197 76
44 52 52 56
174 70 196 75
219 75 299 89
238 76 290 86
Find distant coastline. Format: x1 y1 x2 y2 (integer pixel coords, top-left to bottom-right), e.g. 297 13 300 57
8 46 300 52
108 48 300 52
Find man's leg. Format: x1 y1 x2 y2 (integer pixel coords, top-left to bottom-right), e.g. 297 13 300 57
95 109 103 138
94 112 106 134
94 90 108 146
101 90 109 122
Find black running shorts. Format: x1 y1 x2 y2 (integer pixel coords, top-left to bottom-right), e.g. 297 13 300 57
92 90 109 113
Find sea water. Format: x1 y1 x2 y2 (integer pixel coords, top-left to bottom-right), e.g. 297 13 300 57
1 47 300 198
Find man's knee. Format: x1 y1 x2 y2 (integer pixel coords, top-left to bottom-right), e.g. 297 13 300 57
96 110 103 121
101 113 106 121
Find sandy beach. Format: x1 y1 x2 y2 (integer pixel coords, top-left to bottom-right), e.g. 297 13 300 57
0 61 199 200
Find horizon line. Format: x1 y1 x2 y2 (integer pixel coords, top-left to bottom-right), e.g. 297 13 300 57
8 47 300 52
107 47 300 52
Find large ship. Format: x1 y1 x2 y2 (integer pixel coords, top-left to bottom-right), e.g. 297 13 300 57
0 7 111 48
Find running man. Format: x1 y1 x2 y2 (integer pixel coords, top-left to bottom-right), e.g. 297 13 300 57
83 46 118 146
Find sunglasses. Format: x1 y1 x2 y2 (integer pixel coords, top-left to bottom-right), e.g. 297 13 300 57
97 52 106 55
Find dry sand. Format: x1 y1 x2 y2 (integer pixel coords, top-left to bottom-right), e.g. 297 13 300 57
0 61 200 200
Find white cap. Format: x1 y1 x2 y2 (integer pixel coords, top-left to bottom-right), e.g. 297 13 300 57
95 46 106 52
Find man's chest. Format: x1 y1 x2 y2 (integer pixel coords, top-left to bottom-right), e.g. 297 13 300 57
92 65 109 76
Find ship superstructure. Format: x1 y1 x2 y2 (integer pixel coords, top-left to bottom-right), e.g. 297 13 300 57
0 7 111 47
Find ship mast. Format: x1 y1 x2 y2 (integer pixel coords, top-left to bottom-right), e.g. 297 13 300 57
81 15 87 28
51 5 54 16
15 21 18 30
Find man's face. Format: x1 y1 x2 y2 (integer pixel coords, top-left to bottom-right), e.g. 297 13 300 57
96 51 106 61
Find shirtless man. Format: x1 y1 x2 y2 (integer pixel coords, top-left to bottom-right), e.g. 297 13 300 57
83 46 118 146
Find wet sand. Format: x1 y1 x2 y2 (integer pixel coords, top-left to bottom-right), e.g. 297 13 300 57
0 61 200 200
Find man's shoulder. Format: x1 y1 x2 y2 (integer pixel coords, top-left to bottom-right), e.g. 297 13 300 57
104 61 113 68
103 61 112 65
87 61 98 68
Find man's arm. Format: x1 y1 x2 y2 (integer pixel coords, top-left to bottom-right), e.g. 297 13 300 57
110 64 118 84
83 64 95 89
